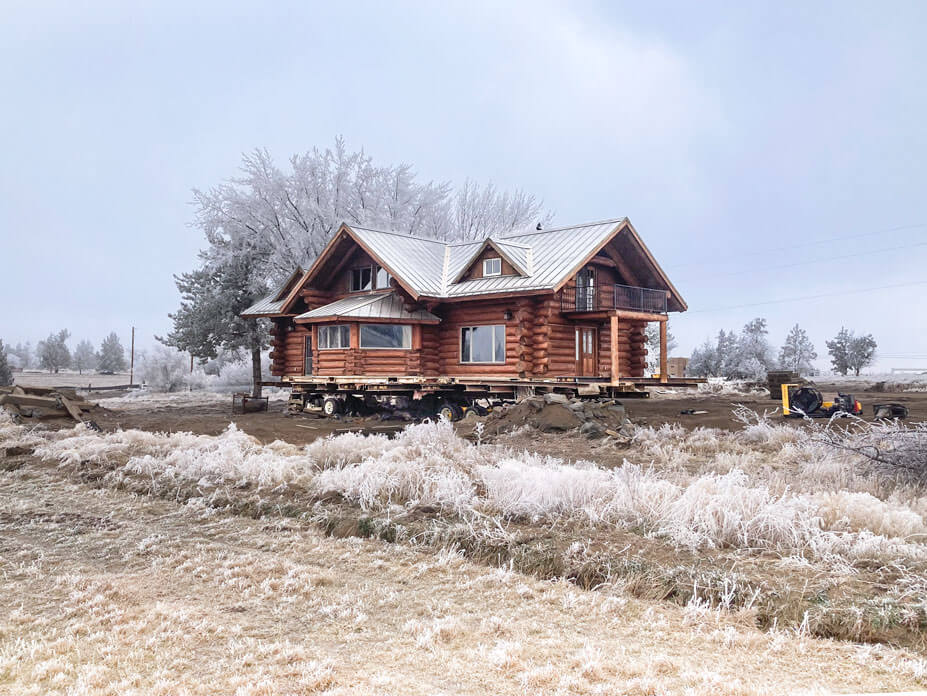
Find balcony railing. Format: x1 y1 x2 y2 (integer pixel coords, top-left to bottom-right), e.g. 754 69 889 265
561 283 667 314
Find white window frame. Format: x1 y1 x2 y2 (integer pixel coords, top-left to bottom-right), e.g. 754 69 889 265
359 324 412 350
318 324 350 350
460 325 506 364
482 257 502 277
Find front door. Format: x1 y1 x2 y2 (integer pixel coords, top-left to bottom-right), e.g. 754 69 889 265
304 335 313 375
575 327 597 377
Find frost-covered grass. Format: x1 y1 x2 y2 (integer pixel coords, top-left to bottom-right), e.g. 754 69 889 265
4 468 922 695
6 408 927 646
9 411 927 564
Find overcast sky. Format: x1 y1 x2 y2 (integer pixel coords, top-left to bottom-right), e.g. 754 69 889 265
2 0 925 371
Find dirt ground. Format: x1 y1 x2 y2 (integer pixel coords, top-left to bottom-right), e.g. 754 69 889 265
57 382 927 446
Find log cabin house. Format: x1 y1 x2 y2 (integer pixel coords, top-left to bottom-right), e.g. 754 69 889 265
242 218 687 399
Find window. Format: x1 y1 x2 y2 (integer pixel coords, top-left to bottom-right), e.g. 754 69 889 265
376 265 392 289
360 324 412 349
482 257 502 277
460 325 506 363
350 267 373 292
318 325 350 349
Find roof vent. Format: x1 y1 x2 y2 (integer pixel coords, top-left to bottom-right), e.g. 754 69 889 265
536 222 542 231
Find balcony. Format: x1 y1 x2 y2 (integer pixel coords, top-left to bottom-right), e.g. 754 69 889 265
561 283 667 314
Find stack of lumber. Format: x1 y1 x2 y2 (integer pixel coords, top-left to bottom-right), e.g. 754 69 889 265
0 385 100 429
766 370 804 400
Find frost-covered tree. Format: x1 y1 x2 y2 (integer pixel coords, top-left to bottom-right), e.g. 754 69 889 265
137 346 189 392
160 259 268 397
97 332 127 373
732 318 775 377
826 327 852 375
73 340 97 375
0 340 12 386
645 324 678 374
37 330 71 373
170 139 549 396
687 338 717 377
778 324 817 375
8 341 33 369
847 333 877 376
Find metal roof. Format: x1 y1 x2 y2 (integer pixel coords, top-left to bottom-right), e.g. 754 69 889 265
295 292 440 324
241 295 287 317
350 226 447 296
240 267 305 317
349 218 627 298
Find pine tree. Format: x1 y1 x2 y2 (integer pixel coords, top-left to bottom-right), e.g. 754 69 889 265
778 324 818 375
0 340 13 387
97 333 128 373
826 327 852 375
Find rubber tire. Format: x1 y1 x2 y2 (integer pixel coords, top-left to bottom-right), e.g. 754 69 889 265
322 397 342 417
438 403 463 422
790 387 823 416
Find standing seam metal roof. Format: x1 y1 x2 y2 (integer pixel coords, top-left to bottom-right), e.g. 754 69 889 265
294 292 440 323
350 218 627 298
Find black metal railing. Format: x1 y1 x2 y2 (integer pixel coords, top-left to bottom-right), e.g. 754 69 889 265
560 283 667 313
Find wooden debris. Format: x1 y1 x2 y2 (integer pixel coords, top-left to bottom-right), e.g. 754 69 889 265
0 386 100 429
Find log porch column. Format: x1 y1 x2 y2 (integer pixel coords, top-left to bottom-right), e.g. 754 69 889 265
610 314 620 384
659 319 668 384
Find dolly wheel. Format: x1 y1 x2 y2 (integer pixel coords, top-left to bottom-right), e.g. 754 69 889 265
322 397 342 417
438 404 463 422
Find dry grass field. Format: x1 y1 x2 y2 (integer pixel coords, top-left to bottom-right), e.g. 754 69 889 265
2 460 925 695
3 391 927 693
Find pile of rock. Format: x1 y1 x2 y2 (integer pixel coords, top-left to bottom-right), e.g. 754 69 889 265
476 393 634 439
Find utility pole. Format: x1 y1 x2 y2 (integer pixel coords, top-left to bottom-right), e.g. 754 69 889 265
129 326 135 385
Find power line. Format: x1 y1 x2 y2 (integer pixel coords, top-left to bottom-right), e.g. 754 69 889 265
674 239 927 280
688 279 927 314
664 223 927 270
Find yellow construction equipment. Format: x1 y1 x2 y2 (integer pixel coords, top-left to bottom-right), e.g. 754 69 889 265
780 384 862 418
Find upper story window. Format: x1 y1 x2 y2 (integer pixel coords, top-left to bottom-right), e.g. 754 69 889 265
482 257 502 277
351 264 391 292
376 265 392 289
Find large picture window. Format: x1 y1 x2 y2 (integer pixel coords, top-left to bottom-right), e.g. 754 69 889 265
460 325 505 363
359 324 412 349
318 325 350 349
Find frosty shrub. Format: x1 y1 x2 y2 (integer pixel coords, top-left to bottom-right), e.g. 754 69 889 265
9 409 927 566
136 346 189 392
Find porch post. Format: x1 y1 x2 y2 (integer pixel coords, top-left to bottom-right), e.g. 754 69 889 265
659 319 668 384
610 314 620 384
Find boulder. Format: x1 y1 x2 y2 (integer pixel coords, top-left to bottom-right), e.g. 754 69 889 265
579 421 607 439
534 404 582 432
543 393 570 405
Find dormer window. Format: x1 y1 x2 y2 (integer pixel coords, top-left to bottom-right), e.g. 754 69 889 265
350 264 391 292
483 257 502 277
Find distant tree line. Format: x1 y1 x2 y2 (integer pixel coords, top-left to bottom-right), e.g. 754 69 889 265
0 331 128 376
687 319 877 379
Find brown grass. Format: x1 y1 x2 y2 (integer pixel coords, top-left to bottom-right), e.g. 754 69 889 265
2 459 926 695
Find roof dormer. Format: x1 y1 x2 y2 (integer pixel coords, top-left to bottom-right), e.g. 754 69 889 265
450 238 533 284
